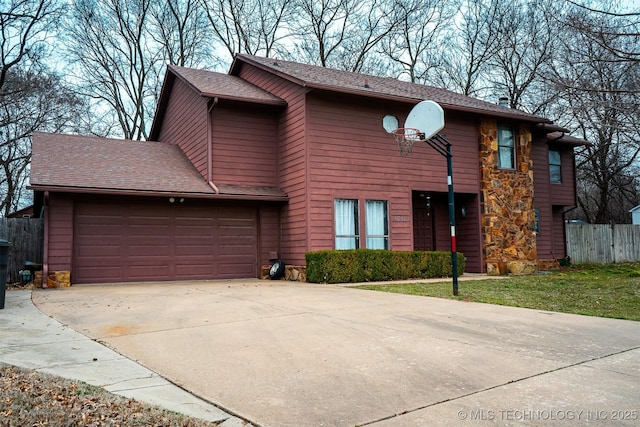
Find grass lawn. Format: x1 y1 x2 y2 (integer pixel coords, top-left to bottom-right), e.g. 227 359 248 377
356 263 640 321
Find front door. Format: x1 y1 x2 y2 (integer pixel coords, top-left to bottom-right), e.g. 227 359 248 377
413 194 435 251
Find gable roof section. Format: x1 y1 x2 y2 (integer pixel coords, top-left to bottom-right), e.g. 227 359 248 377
29 132 287 200
170 65 286 106
231 54 550 124
149 65 286 140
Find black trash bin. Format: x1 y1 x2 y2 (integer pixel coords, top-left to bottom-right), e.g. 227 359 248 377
0 239 11 309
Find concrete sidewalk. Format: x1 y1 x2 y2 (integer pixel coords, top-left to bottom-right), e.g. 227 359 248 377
0 289 249 426
27 279 640 427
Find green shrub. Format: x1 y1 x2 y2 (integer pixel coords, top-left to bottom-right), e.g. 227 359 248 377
305 249 465 284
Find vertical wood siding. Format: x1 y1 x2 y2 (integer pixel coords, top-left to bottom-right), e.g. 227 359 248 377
157 78 209 179
211 105 278 186
238 65 309 264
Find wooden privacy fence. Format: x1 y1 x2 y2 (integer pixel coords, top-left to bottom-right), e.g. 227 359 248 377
566 224 640 264
0 218 44 283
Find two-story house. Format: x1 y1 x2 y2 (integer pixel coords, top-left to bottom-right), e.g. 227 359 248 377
29 54 585 283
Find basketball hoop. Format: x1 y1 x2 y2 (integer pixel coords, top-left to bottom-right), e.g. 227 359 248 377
392 128 424 156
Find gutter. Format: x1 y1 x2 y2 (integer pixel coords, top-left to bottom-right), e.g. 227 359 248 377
207 97 220 194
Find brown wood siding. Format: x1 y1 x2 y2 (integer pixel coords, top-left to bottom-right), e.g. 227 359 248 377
454 194 482 272
211 105 278 186
550 147 576 205
258 205 281 265
305 94 481 269
238 64 309 264
47 193 74 272
157 78 209 179
552 206 566 258
532 139 552 260
533 139 576 261
532 140 576 206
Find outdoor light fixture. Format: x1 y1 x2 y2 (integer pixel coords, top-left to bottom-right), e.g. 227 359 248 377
169 197 175 203
461 205 467 219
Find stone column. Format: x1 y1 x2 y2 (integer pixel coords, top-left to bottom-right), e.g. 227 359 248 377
479 120 538 275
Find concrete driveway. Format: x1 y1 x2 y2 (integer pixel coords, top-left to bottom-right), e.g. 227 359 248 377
33 279 639 427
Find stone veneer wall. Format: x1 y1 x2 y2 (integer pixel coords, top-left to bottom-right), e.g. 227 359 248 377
479 120 538 275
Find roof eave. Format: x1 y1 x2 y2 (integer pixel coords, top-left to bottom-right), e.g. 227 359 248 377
305 83 550 124
199 91 286 107
27 184 289 202
149 66 176 140
233 54 550 124
231 54 308 87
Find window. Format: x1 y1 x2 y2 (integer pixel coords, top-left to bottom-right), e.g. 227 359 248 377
335 199 359 249
366 200 389 249
497 125 515 169
549 149 562 183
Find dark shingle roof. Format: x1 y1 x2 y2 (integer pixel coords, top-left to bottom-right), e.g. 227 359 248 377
169 65 285 106
30 132 216 195
232 54 549 123
547 132 590 146
29 132 288 200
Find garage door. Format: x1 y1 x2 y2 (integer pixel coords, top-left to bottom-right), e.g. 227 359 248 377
73 201 257 283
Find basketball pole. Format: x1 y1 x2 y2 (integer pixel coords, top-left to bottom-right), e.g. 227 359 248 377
424 134 459 296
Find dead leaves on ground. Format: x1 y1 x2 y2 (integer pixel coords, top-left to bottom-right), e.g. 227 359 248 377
1 364 221 426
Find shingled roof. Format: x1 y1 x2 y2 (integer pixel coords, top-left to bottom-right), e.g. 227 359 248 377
29 132 215 196
149 65 286 141
29 132 287 200
231 54 550 124
169 65 286 106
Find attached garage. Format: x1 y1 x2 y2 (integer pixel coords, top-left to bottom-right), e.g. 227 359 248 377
73 200 257 284
29 133 287 285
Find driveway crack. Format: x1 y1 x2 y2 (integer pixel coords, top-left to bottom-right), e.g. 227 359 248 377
355 346 640 426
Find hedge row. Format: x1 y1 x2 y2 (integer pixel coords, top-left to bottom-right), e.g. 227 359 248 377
305 249 465 284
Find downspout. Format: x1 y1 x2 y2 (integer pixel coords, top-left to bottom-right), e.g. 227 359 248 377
42 191 49 286
207 97 220 194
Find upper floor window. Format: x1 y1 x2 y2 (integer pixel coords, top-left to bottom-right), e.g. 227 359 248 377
549 149 562 183
335 199 359 249
497 125 515 169
365 200 389 249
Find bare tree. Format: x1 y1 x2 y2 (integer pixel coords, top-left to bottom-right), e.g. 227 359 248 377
0 0 77 215
486 0 560 113
1 0 62 88
64 0 162 140
378 0 454 82
149 0 212 68
199 0 293 62
552 3 640 223
1 68 83 215
434 0 501 96
292 0 400 73
566 0 639 63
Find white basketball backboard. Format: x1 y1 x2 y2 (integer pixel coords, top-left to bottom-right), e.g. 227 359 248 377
405 100 444 140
